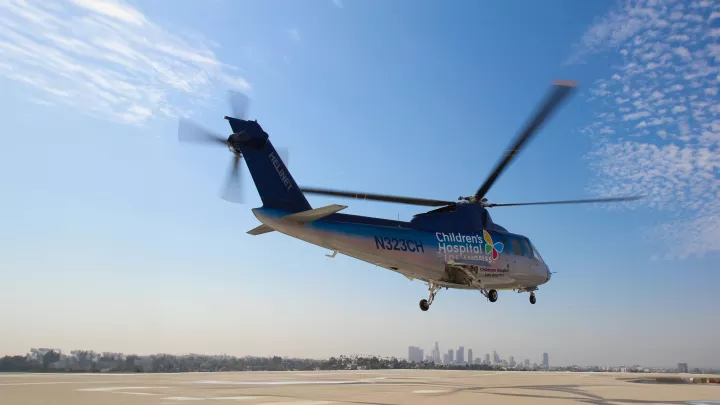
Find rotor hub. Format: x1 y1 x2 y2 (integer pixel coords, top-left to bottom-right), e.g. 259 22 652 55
458 196 490 206
227 142 241 156
227 131 249 155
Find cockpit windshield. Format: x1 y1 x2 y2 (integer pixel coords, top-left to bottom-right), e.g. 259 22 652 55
528 240 545 263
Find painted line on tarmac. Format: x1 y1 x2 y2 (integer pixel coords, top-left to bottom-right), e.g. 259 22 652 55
192 377 385 386
77 386 170 392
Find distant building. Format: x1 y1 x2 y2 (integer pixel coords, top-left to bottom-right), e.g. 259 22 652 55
447 349 454 365
542 353 549 369
493 350 500 364
407 346 424 363
509 356 516 367
433 342 441 364
524 359 530 367
678 363 688 373
457 346 465 365
484 354 490 364
468 349 473 366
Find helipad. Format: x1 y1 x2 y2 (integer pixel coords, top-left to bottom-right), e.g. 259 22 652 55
1 370 718 404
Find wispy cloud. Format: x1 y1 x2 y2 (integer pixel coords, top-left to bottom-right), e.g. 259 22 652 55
287 28 301 42
571 0 719 259
0 0 249 125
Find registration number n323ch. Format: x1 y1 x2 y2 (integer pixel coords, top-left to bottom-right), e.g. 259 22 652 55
374 236 425 253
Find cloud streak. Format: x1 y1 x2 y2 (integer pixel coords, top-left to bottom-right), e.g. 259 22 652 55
571 0 719 259
0 0 249 125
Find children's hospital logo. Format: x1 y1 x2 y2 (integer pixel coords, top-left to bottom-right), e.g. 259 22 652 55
435 230 504 263
483 230 504 260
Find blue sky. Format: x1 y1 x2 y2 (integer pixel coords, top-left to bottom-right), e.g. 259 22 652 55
0 0 718 368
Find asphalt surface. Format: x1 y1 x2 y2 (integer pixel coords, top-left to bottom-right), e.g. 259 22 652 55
1 370 719 404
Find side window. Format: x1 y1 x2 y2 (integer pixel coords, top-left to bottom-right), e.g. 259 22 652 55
509 237 523 257
521 239 533 258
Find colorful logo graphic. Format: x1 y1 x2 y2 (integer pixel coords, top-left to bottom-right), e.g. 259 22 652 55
483 230 504 260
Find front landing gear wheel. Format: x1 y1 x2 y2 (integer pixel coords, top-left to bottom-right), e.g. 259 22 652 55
530 293 536 305
419 299 430 311
488 289 498 302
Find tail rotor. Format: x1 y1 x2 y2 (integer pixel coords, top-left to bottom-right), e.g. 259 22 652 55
177 91 289 204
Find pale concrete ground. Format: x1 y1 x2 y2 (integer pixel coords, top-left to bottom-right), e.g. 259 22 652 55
1 370 719 405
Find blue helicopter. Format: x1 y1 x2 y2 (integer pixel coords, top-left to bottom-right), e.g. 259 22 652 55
178 80 641 311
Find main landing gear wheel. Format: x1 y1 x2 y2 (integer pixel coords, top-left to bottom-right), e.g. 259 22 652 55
530 293 536 305
488 289 498 303
420 283 441 312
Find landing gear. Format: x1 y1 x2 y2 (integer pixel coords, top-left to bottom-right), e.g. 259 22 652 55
479 288 499 302
517 287 539 304
488 289 498 303
419 283 441 311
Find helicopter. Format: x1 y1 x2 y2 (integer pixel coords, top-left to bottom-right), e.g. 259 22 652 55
178 80 642 311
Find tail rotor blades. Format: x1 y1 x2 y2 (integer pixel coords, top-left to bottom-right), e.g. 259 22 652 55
228 90 250 120
277 147 289 167
178 119 227 146
221 154 244 203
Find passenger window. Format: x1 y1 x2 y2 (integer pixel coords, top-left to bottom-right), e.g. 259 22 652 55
509 238 523 256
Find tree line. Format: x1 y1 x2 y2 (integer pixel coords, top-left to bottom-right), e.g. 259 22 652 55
0 349 499 373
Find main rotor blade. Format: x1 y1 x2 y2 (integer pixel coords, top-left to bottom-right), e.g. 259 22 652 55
178 119 227 145
228 90 250 120
221 154 244 203
474 80 577 200
300 187 455 207
486 195 645 208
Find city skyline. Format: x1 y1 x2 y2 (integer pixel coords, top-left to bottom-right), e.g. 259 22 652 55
0 0 718 369
409 342 543 368
3 347 712 375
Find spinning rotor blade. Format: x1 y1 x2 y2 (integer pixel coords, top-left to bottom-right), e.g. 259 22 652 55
228 90 250 119
486 195 645 208
277 147 289 167
300 187 455 207
178 119 227 146
474 80 577 201
221 154 244 203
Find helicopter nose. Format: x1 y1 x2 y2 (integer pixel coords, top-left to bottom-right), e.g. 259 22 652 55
546 267 551 282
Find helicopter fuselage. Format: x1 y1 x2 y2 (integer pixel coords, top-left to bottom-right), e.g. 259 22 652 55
253 207 551 292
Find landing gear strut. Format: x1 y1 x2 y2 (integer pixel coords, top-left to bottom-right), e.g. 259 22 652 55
529 292 536 305
480 288 499 302
419 283 441 311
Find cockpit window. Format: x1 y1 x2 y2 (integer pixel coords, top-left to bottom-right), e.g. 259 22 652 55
529 240 545 263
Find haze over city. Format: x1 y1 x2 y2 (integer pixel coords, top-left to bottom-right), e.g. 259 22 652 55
0 0 718 372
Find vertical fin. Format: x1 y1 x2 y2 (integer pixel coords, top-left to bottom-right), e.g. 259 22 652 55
226 117 311 213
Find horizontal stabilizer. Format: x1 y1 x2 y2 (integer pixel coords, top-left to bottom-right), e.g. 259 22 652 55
247 224 275 235
280 204 347 224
